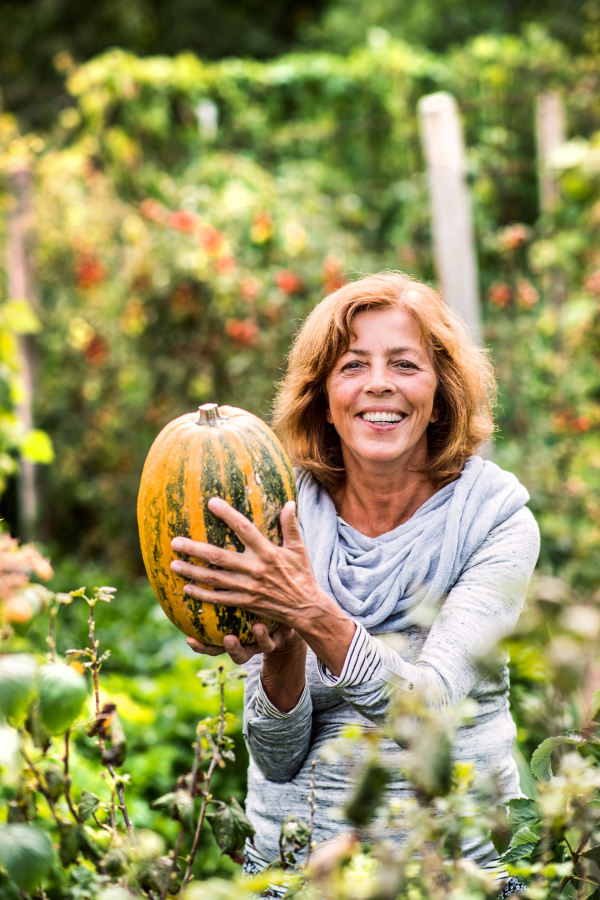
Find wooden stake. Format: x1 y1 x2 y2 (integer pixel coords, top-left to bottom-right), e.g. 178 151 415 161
418 91 482 344
536 91 566 215
6 164 38 538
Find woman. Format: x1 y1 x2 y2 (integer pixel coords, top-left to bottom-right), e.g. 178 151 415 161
169 272 540 875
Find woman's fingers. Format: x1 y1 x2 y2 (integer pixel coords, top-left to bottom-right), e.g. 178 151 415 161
186 637 225 656
170 557 252 591
207 497 272 554
170 536 255 573
182 581 251 607
280 501 303 549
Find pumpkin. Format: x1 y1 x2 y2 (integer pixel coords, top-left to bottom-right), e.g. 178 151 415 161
137 403 297 646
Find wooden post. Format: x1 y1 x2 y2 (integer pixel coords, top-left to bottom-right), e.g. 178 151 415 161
418 91 482 344
536 91 566 215
6 165 38 538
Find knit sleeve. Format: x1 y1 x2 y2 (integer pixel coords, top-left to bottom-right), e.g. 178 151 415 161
242 659 313 783
316 506 540 722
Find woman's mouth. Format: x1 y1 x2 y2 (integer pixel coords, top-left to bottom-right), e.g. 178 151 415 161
358 411 407 425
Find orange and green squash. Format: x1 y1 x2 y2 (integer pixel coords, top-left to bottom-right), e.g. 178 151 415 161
137 403 297 646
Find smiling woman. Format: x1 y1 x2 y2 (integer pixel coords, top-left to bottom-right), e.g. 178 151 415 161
172 271 539 893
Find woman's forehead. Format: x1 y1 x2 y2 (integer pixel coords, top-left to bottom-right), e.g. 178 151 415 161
348 304 426 351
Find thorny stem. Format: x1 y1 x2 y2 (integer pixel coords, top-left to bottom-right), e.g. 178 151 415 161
559 827 597 893
180 670 227 893
63 729 81 824
88 602 136 845
161 729 205 900
304 760 318 869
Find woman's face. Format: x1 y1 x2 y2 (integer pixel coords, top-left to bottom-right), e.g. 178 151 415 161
325 303 438 471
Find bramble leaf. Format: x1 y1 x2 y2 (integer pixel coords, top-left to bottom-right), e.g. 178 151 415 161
531 732 586 781
78 790 100 820
207 796 255 859
0 824 54 893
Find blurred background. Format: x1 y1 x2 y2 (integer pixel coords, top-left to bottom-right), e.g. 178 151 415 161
1 0 600 880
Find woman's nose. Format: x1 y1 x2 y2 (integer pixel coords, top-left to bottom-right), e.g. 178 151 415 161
364 363 394 394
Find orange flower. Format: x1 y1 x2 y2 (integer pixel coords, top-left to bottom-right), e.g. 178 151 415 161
168 210 198 233
498 224 530 252
487 282 513 308
241 277 260 301
276 270 304 294
140 199 167 224
76 252 107 289
225 317 259 348
214 256 236 275
199 224 225 255
251 211 273 244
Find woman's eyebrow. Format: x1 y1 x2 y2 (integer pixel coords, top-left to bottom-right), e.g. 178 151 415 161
345 346 420 356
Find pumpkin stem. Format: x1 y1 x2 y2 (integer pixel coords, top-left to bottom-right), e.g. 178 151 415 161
196 403 222 426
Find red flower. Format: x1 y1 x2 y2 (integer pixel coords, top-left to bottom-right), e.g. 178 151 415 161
168 210 198 233
76 253 107 289
322 255 345 293
214 256 236 275
83 334 110 366
498 224 530 252
199 225 225 255
516 279 539 308
487 282 513 308
225 317 259 348
241 277 260 301
140 199 167 224
584 270 600 296
276 270 304 294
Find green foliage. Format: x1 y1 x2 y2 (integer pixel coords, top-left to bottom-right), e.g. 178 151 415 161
0 823 54 892
38 662 88 734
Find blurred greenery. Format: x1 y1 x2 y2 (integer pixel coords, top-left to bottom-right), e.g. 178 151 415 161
1 3 600 897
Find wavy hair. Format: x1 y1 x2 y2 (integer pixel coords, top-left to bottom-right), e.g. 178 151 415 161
271 271 496 493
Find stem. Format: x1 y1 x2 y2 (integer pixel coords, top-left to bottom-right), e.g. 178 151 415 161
161 731 205 900
21 746 58 821
180 671 227 893
47 605 58 663
63 730 81 824
304 760 317 869
558 827 596 893
88 602 136 845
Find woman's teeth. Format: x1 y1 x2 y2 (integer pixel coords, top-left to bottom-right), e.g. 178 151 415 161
360 411 406 424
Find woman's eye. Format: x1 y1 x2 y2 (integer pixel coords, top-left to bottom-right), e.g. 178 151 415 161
395 361 418 371
341 361 362 372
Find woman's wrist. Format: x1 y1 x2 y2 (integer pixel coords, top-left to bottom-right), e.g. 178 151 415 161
260 633 308 713
296 589 356 678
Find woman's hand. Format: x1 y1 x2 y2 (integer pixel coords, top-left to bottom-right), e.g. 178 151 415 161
170 498 356 677
185 621 303 665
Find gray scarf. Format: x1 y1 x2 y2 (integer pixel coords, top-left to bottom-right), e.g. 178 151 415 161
297 456 530 633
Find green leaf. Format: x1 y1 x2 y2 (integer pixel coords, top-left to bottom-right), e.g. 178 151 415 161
1 299 41 335
511 826 540 847
78 790 100 821
38 663 88 734
21 429 54 464
531 732 586 781
0 824 54 892
58 821 80 867
491 807 511 856
0 654 37 724
592 691 600 723
344 760 391 825
44 764 66 800
207 797 255 859
507 797 543 831
582 845 600 867
502 841 538 865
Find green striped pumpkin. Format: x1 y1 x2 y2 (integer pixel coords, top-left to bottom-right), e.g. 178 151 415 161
137 404 297 645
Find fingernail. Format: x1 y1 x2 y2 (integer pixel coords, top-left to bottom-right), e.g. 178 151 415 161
172 537 184 550
183 585 192 594
208 496 223 508
171 560 182 573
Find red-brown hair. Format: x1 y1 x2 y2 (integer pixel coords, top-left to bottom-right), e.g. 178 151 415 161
271 271 495 492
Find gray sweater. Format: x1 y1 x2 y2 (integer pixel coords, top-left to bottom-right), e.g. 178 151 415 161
242 506 540 867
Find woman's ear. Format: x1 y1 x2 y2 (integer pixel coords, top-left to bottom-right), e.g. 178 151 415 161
326 408 333 424
430 406 439 424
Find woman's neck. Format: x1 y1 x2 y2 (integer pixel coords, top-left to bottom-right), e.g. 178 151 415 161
331 450 437 538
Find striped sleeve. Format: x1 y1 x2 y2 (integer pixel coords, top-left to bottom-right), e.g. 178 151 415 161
253 677 311 719
316 622 382 687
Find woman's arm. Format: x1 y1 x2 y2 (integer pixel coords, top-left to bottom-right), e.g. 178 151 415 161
318 507 540 723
